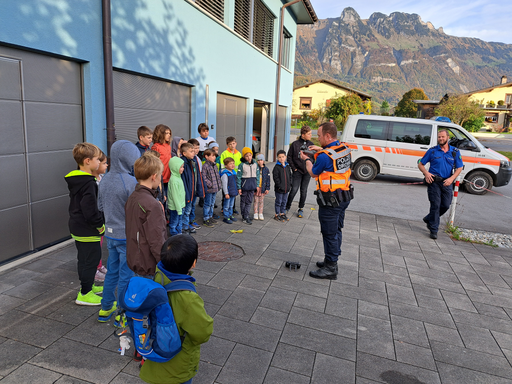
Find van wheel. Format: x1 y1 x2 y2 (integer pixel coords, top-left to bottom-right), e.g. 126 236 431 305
353 159 377 182
465 171 492 195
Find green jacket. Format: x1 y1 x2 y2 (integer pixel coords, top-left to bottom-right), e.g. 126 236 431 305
139 267 214 384
167 157 186 214
220 148 242 169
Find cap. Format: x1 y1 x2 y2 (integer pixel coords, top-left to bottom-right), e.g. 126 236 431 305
256 154 265 161
208 142 219 149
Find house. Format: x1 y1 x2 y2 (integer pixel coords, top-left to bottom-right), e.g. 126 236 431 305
291 79 371 118
0 0 317 263
413 100 440 119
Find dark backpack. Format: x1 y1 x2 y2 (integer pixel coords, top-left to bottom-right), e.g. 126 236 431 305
119 275 196 363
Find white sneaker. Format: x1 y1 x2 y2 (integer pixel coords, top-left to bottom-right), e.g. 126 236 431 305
254 213 259 220
98 266 108 274
95 270 105 282
259 214 264 220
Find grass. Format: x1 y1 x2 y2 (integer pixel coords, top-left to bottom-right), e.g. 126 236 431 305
497 151 512 159
445 224 498 247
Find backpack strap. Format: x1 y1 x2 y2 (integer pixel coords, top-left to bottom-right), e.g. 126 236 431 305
164 279 197 294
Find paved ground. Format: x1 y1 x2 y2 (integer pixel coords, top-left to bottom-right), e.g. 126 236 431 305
1 198 512 383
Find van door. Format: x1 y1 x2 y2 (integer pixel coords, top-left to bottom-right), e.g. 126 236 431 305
384 121 434 178
439 125 476 177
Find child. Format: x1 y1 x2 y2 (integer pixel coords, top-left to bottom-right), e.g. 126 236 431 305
91 151 109 281
189 138 204 213
272 149 292 222
195 122 211 159
207 141 221 170
220 136 241 215
202 149 222 227
139 235 213 384
181 142 205 234
135 125 153 156
237 147 260 225
65 143 105 305
220 157 239 224
97 140 140 322
125 153 167 277
151 124 172 191
167 156 186 236
145 150 166 208
254 154 270 220
171 136 186 157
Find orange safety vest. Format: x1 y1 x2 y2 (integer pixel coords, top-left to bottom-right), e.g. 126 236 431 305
314 144 352 192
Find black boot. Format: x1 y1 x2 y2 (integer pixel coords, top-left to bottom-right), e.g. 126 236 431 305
309 261 338 280
316 259 339 271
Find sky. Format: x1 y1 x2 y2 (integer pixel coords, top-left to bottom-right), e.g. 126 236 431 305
309 1 512 45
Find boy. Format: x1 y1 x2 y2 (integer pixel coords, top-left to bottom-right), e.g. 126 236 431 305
181 142 205 234
135 126 153 156
220 136 242 215
195 122 211 160
188 138 205 221
91 150 108 281
97 140 140 321
65 142 105 305
207 141 221 170
125 153 167 277
237 147 260 225
220 157 239 224
272 149 293 222
139 235 213 384
254 154 270 220
167 156 186 236
202 149 222 227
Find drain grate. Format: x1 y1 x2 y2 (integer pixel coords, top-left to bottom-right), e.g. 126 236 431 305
198 241 245 262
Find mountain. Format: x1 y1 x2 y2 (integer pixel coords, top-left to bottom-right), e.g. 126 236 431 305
294 7 512 105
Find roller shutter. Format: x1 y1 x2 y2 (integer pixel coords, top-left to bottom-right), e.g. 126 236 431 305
216 93 246 151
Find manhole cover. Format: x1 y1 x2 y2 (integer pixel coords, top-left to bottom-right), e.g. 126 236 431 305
198 241 245 262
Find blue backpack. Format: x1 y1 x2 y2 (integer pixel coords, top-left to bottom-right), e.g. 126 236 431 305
118 275 196 363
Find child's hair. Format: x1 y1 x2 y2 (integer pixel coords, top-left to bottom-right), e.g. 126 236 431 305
146 150 161 158
277 149 286 157
188 138 199 146
153 124 171 144
134 152 164 181
203 149 214 158
98 150 107 162
137 125 153 139
180 142 193 153
160 235 198 275
226 136 236 145
300 125 311 136
197 123 209 134
223 157 234 166
73 142 101 166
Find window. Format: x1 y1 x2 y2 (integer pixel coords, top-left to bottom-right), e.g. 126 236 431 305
485 114 498 123
195 0 224 23
299 97 311 110
253 0 275 57
354 120 387 140
506 94 512 105
281 28 292 68
234 0 251 41
389 122 431 144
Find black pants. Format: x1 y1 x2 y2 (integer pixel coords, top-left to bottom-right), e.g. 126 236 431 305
286 171 311 210
425 181 453 233
75 241 102 294
240 191 254 218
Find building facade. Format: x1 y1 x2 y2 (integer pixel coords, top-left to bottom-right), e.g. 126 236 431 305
0 0 317 263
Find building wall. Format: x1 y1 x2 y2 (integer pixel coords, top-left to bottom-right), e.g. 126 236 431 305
469 85 512 105
292 82 352 117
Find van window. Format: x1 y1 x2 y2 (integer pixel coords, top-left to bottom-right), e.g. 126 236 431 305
390 122 431 144
355 120 387 140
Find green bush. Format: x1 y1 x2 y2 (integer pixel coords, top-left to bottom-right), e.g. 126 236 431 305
462 116 485 132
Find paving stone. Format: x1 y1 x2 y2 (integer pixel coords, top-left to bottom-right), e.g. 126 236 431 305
263 367 310 384
2 280 54 301
311 353 355 384
415 294 448 312
194 361 222 384
425 259 453 273
200 336 235 366
458 324 503 356
412 283 443 300
15 286 76 317
391 314 430 348
468 290 512 310
55 376 93 384
121 360 142 377
97 333 128 355
407 265 459 283
192 270 216 285
0 310 73 348
450 308 512 335
476 270 510 289
223 260 277 280
196 284 232 306
29 338 128 384
395 340 436 371
474 302 510 320
19 258 66 273
52 260 77 272
383 264 409 278
0 363 61 384
288 307 356 339
255 257 285 270
0 295 25 316
260 287 297 313
43 246 75 262
436 362 512 384
386 283 417 306
389 302 456 329
0 283 15 295
195 259 227 274
0 268 43 287
357 315 394 359
325 293 357 321
47 301 99 326
206 270 245 291
0 340 42 376
216 344 272 384
217 286 264 321
293 293 326 313
453 271 490 293
330 282 388 306
250 307 288 331
109 372 144 384
356 352 441 384
32 267 80 287
491 330 512 351
260 249 311 266
239 275 272 291
358 300 389 321
213 315 280 352
271 276 328 299
360 268 412 288
204 302 221 318
270 343 315 377
64 312 116 346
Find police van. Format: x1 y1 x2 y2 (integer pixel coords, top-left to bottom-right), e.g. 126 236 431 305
340 115 512 195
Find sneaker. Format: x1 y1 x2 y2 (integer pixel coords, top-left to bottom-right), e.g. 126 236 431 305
213 214 220 220
91 284 103 295
95 270 105 282
210 217 218 224
98 266 108 274
259 214 264 220
285 209 289 214
188 227 196 234
76 290 102 306
98 302 117 322
230 216 238 222
233 209 239 215
223 217 233 224
274 215 281 221
114 313 127 328
254 213 259 220
203 219 214 228
242 217 252 225
298 209 303 218
182 228 189 234
280 215 288 222
191 222 201 230
430 231 438 240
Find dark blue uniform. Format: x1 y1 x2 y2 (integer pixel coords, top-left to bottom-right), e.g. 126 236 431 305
420 145 463 233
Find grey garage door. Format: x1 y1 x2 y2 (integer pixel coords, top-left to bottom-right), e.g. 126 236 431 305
275 105 287 152
0 46 83 262
216 93 246 150
113 70 191 142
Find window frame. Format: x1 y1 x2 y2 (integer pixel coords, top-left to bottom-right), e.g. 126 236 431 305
299 97 312 110
388 121 432 145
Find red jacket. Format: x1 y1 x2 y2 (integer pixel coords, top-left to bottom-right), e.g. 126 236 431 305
152 142 172 183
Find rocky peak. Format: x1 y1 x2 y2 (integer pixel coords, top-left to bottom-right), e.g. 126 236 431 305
368 10 436 37
340 7 361 24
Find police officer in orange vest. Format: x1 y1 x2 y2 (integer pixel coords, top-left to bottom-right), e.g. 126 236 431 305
300 122 354 280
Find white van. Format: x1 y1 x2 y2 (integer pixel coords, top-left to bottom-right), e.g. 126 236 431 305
340 115 512 195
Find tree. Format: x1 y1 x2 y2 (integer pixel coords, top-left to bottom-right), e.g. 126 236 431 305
395 88 428 118
435 95 485 132
380 100 390 115
325 93 364 130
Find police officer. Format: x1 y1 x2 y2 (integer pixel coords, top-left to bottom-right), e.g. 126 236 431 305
418 129 463 239
300 122 353 280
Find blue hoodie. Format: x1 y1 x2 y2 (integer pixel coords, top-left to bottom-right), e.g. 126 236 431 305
98 140 140 240
181 155 205 203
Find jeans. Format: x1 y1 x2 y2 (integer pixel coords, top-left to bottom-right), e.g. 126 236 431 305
203 192 216 220
240 191 254 218
169 208 185 235
183 201 194 230
286 171 311 210
223 196 235 218
75 241 102 294
101 238 134 311
275 192 288 215
425 181 453 233
318 200 350 263
190 196 198 224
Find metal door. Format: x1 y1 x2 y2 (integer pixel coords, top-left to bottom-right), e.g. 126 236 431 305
216 93 246 150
